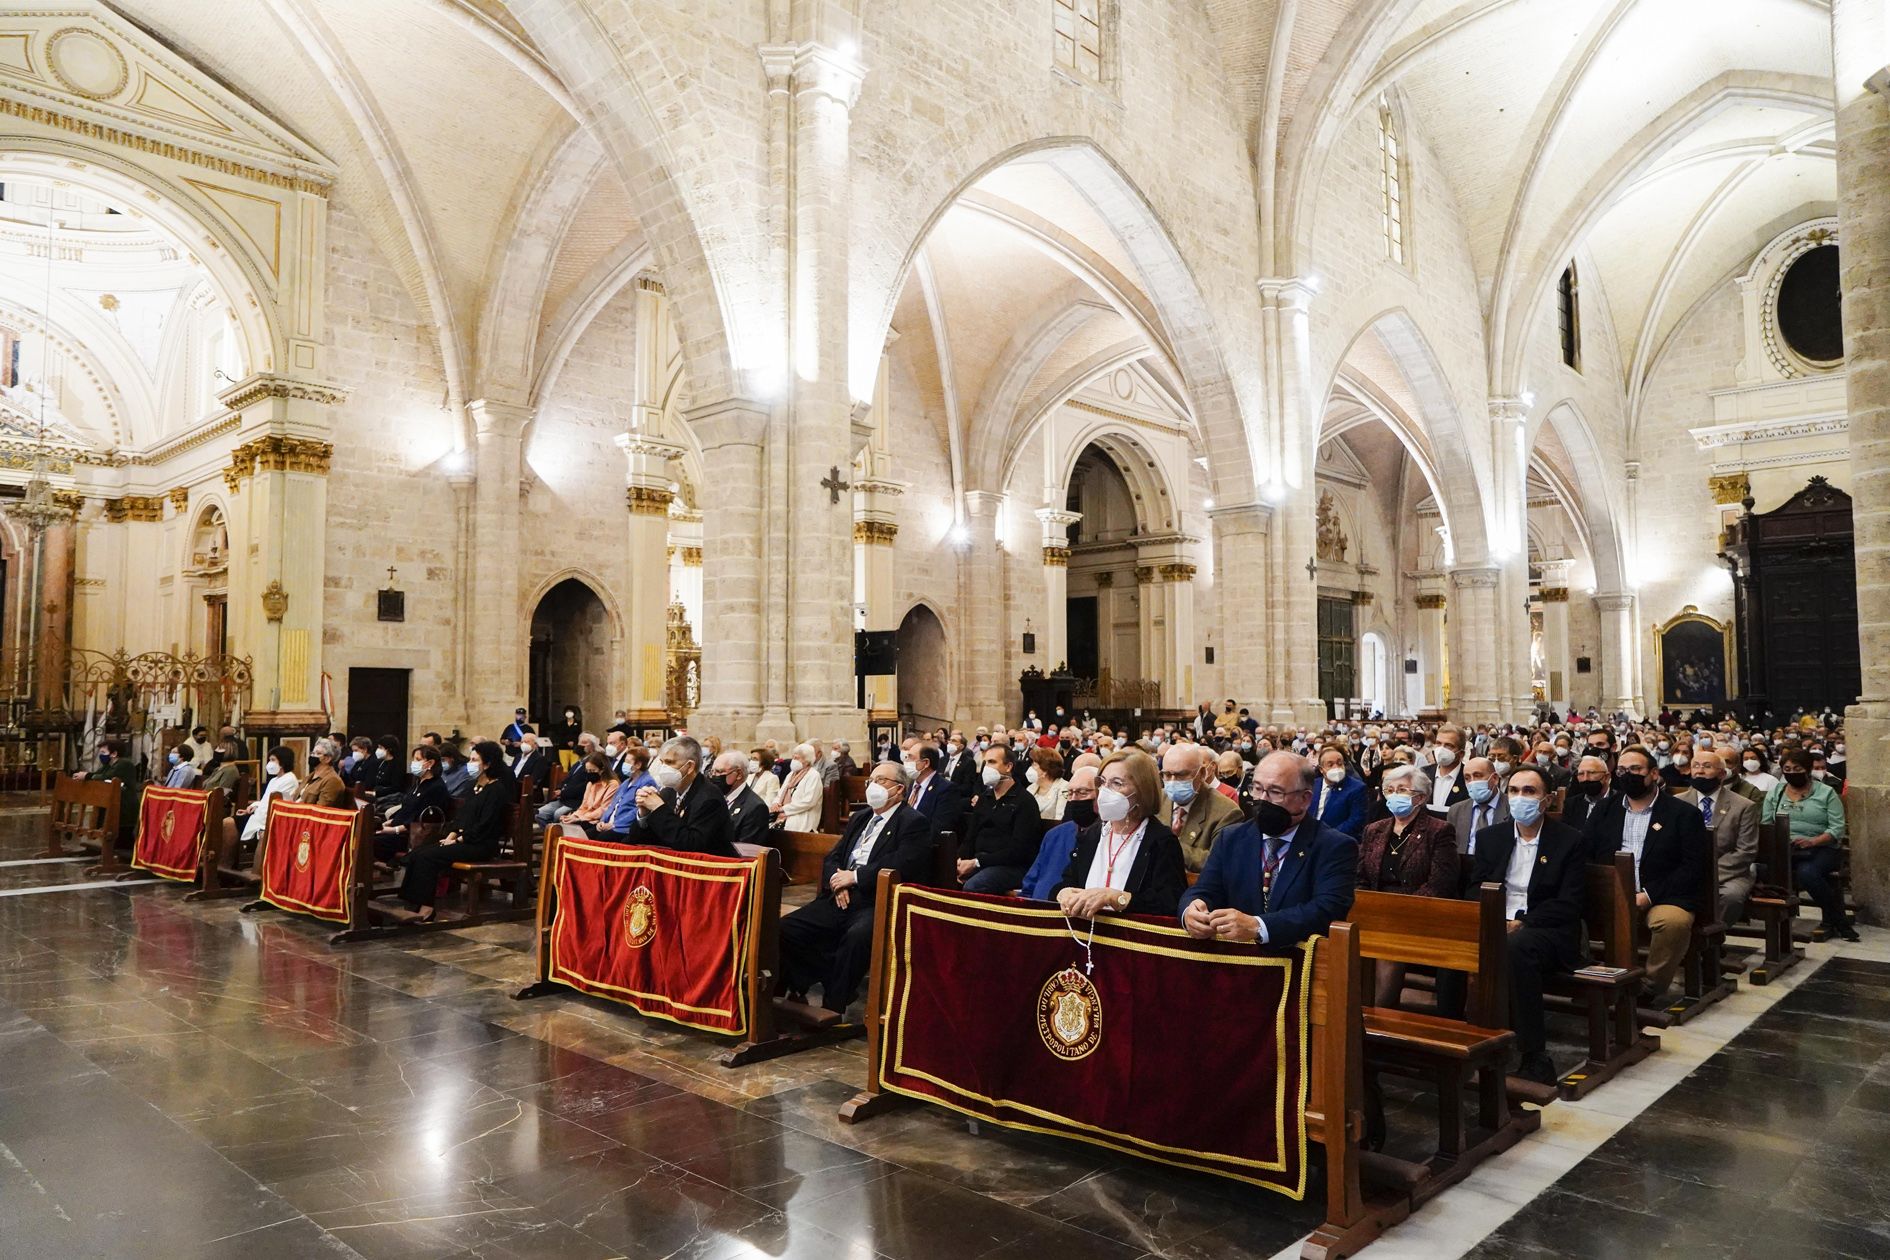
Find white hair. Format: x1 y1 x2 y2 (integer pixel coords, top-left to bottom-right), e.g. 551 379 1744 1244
1383 763 1431 797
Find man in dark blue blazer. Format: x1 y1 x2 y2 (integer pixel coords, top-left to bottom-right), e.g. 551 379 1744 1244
905 744 967 839
1181 752 1358 948
1311 745 1369 839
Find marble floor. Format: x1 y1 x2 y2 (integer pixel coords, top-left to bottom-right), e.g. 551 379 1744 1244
0 799 1883 1259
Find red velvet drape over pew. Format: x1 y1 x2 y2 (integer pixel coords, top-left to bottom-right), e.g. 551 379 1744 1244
259 802 358 923
548 840 764 1037
876 884 1316 1198
131 786 211 882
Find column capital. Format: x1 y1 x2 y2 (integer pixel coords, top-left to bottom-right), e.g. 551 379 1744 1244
1034 507 1082 528
1256 277 1318 310
1415 592 1448 610
1594 591 1635 612
779 42 865 108
1540 586 1570 603
616 433 685 488
1487 396 1529 424
218 372 348 413
467 398 532 439
1209 501 1273 533
964 489 1005 519
685 398 770 450
853 520 899 546
1449 564 1501 589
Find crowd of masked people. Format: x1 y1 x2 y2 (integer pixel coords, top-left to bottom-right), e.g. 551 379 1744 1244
87 696 1859 1084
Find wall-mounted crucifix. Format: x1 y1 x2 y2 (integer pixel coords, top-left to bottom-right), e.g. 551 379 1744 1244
821 465 850 506
1305 557 1318 581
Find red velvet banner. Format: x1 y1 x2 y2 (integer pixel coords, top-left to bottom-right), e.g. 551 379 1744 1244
877 885 1315 1197
259 802 360 924
548 840 763 1036
132 787 211 882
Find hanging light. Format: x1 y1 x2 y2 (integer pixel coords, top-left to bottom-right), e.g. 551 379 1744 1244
9 194 66 538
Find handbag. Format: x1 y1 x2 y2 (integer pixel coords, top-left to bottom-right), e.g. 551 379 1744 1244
406 804 447 849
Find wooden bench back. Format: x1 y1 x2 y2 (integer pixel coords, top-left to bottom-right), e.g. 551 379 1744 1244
1584 853 1637 966
782 829 842 883
1757 814 1797 899
1347 883 1507 1027
53 776 122 840
930 829 958 887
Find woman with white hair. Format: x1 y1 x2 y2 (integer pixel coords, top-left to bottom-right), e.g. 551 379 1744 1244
770 742 825 832
1356 763 1459 1009
295 738 353 808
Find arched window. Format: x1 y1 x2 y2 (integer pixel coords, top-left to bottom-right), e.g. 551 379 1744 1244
1053 0 1104 82
1557 263 1581 371
1377 95 1407 266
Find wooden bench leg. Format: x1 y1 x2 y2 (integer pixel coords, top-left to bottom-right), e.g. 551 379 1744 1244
1434 1065 1466 1161
1586 992 1612 1065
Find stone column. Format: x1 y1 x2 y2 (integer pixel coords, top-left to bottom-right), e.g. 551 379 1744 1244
1211 503 1272 711
687 398 770 741
1036 508 1081 670
1415 584 1447 713
1259 278 1323 725
619 435 682 724
1135 534 1198 708
1539 562 1572 710
956 491 1006 726
1488 398 1535 720
1834 3 1890 921
669 509 704 631
1594 592 1638 717
1448 565 1502 724
466 398 530 729
855 478 904 718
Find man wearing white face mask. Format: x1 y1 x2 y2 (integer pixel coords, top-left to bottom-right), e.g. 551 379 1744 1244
619 736 736 857
1446 756 1511 895
956 743 1040 893
1427 725 1469 815
778 762 933 1014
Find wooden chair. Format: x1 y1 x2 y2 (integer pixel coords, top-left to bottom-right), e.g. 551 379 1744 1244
1545 854 1659 1098
46 777 124 871
1734 815 1805 984
781 830 843 884
1666 811 1736 1023
1347 884 1536 1207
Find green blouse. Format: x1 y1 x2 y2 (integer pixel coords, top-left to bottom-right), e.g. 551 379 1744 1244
1760 779 1846 843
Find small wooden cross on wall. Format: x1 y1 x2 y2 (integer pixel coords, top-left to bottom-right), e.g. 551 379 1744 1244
1305 556 1318 581
821 465 850 506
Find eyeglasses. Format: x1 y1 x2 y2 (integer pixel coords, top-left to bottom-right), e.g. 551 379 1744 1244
1251 784 1313 803
1100 776 1134 793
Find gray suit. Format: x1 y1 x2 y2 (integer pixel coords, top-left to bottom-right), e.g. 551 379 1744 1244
1446 794 1511 896
1677 787 1758 924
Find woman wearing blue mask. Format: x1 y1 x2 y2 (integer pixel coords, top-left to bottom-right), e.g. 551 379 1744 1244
1356 764 1460 1008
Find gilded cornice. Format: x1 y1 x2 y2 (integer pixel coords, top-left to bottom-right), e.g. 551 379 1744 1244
167 486 189 511
1415 593 1447 610
218 377 349 411
627 485 674 516
224 435 333 489
1041 545 1070 567
853 520 898 546
1540 586 1570 604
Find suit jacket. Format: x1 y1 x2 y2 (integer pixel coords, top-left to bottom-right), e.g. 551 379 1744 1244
1582 791 1710 913
906 773 967 839
624 772 737 858
1471 818 1586 948
1179 816 1359 948
513 749 554 789
1559 787 1611 834
1446 793 1511 858
725 784 772 850
1022 820 1079 900
1677 787 1759 896
1357 812 1459 899
1159 785 1242 872
960 785 1041 871
1053 819 1187 917
1311 775 1369 840
820 804 934 907
945 749 980 794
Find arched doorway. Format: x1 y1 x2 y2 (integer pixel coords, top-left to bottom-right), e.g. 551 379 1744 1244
1360 631 1390 718
529 578 612 730
895 605 950 732
1065 443 1146 697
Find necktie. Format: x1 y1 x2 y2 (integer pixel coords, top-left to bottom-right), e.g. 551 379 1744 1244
1262 838 1285 906
911 782 925 810
1702 795 1713 826
1173 804 1188 834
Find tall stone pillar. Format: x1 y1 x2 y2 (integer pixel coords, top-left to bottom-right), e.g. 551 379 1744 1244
1487 398 1535 720
689 399 770 741
619 435 682 724
1259 278 1323 725
1539 563 1572 710
1415 585 1447 713
854 478 904 718
1211 503 1272 710
466 398 529 729
31 504 79 716
1036 508 1081 670
1448 565 1502 724
958 490 1006 726
1834 2 1890 921
670 509 704 631
1594 592 1638 717
1136 534 1198 708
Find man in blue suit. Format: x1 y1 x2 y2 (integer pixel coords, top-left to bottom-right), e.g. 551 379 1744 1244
1181 751 1358 947
1311 744 1369 839
905 744 967 838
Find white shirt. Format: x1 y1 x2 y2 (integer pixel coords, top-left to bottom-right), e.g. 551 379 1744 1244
849 808 894 868
242 771 300 841
1620 797 1655 889
1082 818 1148 891
1429 766 1460 813
1504 827 1541 920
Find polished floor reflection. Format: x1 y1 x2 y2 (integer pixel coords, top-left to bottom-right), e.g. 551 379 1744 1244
2 799 1885 1259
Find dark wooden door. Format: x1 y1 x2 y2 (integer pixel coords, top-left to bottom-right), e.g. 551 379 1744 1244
1739 477 1861 714
1317 597 1357 719
1066 596 1099 680
346 668 410 744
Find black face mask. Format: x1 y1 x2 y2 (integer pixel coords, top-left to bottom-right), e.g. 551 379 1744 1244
1064 799 1097 829
1613 770 1648 798
1783 771 1811 790
1572 779 1603 798
1689 776 1721 796
1218 774 1241 789
1250 798 1295 836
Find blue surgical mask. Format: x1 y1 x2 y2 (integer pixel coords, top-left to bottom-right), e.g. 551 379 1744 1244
1163 780 1197 806
1509 795 1542 826
408 760 423 776
1467 779 1494 804
167 752 180 766
1384 792 1417 818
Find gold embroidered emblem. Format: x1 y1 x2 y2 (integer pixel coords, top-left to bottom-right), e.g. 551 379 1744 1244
623 885 658 948
294 829 313 871
160 808 176 845
1036 967 1102 1061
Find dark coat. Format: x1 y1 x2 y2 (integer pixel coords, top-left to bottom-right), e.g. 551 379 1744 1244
1357 811 1459 899
623 772 737 858
819 804 935 906
1471 818 1586 944
1051 819 1188 917
1580 791 1711 913
1180 816 1359 948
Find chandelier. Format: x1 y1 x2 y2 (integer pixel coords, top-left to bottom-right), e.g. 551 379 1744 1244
8 194 66 538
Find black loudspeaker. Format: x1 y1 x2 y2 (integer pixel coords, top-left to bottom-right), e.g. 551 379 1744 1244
1403 659 1418 675
856 630 899 676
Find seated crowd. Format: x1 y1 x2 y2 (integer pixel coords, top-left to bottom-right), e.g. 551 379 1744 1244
81 698 1859 1082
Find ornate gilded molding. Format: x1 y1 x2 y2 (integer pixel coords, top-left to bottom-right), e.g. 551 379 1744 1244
853 520 898 546
679 546 703 567
1415 593 1447 610
104 494 164 523
167 486 189 511
260 580 288 622
1095 571 1114 589
48 489 86 518
626 485 674 516
219 377 348 411
1708 472 1751 505
224 436 331 487
1540 586 1570 604
0 98 332 196
1134 565 1157 586
1041 545 1070 567
1351 589 1373 606
1159 562 1197 582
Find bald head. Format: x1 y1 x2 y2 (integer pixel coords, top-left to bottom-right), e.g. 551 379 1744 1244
1068 765 1100 799
1071 751 1103 776
1161 743 1209 789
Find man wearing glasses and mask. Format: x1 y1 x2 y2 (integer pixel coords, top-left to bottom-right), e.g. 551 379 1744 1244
1179 751 1358 948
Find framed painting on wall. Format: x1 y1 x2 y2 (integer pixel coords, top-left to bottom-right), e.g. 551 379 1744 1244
1655 606 1732 709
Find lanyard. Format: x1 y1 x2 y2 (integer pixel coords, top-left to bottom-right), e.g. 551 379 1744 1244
1102 824 1138 886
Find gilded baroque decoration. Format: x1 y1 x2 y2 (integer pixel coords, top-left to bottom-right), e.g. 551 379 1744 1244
680 546 703 567
852 520 899 545
218 378 349 411
49 489 86 517
260 579 288 622
1159 562 1196 582
1095 571 1114 589
1315 489 1349 563
1708 472 1751 505
1540 586 1570 603
1041 545 1070 567
1352 589 1373 606
167 486 189 511
1415 593 1447 610
626 485 674 516
1134 565 1157 585
225 436 335 490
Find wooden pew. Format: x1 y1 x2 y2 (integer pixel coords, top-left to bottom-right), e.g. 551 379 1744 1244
1546 854 1659 1099
1347 884 1537 1207
838 871 1407 1260
45 777 124 871
239 803 378 939
781 830 843 884
1665 810 1736 1023
337 788 538 941
1733 815 1804 984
